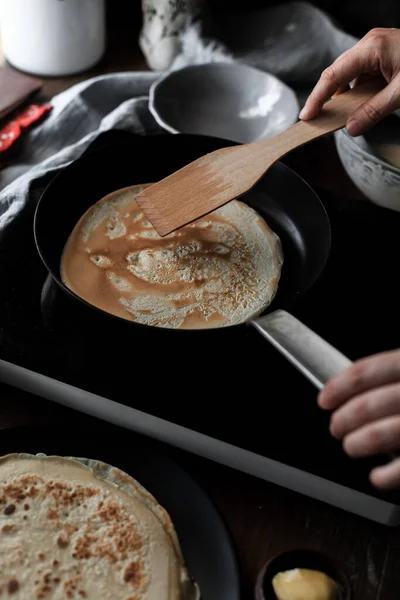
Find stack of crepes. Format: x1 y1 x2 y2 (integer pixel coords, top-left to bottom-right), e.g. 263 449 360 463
0 453 199 599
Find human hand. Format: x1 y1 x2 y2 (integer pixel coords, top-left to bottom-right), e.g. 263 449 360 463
299 28 400 136
318 349 400 489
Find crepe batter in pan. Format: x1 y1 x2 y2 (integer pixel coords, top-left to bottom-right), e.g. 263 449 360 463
60 185 284 330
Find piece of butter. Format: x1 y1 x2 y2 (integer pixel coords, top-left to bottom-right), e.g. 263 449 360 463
272 568 339 600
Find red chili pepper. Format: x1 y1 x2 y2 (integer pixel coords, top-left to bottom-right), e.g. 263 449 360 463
0 103 52 156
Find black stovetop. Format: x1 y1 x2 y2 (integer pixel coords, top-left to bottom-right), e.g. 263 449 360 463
1 137 400 505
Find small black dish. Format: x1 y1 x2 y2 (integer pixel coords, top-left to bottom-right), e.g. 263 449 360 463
255 549 351 600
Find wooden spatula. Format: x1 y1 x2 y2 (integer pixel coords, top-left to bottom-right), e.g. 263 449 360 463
136 82 381 236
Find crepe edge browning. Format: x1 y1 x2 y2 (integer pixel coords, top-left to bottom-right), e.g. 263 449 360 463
0 453 200 600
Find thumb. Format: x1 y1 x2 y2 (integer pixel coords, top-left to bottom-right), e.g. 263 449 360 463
346 77 400 136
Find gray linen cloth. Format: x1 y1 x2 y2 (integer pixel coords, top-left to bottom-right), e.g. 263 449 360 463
0 1 357 229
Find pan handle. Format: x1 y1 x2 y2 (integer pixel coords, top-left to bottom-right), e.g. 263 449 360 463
251 310 352 390
252 311 400 463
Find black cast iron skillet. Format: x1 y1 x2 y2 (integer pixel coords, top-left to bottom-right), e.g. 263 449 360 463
34 131 351 388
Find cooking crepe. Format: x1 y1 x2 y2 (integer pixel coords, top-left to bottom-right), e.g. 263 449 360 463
61 185 284 329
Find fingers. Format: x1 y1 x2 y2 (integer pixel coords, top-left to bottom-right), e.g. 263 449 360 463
318 349 400 411
318 351 400 490
299 27 400 124
330 383 400 439
343 415 400 458
371 457 400 489
346 75 400 135
299 42 375 120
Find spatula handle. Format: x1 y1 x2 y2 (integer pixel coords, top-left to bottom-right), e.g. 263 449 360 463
256 81 383 159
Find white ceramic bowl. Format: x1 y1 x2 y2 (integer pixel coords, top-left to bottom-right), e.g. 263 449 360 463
149 62 299 144
334 121 400 212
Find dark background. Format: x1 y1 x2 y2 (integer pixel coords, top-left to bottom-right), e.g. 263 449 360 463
208 0 400 37
107 0 400 43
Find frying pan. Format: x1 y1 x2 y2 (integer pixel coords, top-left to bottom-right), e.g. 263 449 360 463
34 131 352 389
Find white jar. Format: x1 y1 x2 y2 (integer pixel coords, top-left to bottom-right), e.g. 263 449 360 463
0 0 106 77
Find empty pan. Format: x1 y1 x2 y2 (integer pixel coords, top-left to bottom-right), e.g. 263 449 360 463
34 131 352 389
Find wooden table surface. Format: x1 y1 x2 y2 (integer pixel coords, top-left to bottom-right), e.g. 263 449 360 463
1 16 399 600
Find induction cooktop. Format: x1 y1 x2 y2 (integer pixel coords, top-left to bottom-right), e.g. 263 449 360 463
1 130 400 526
